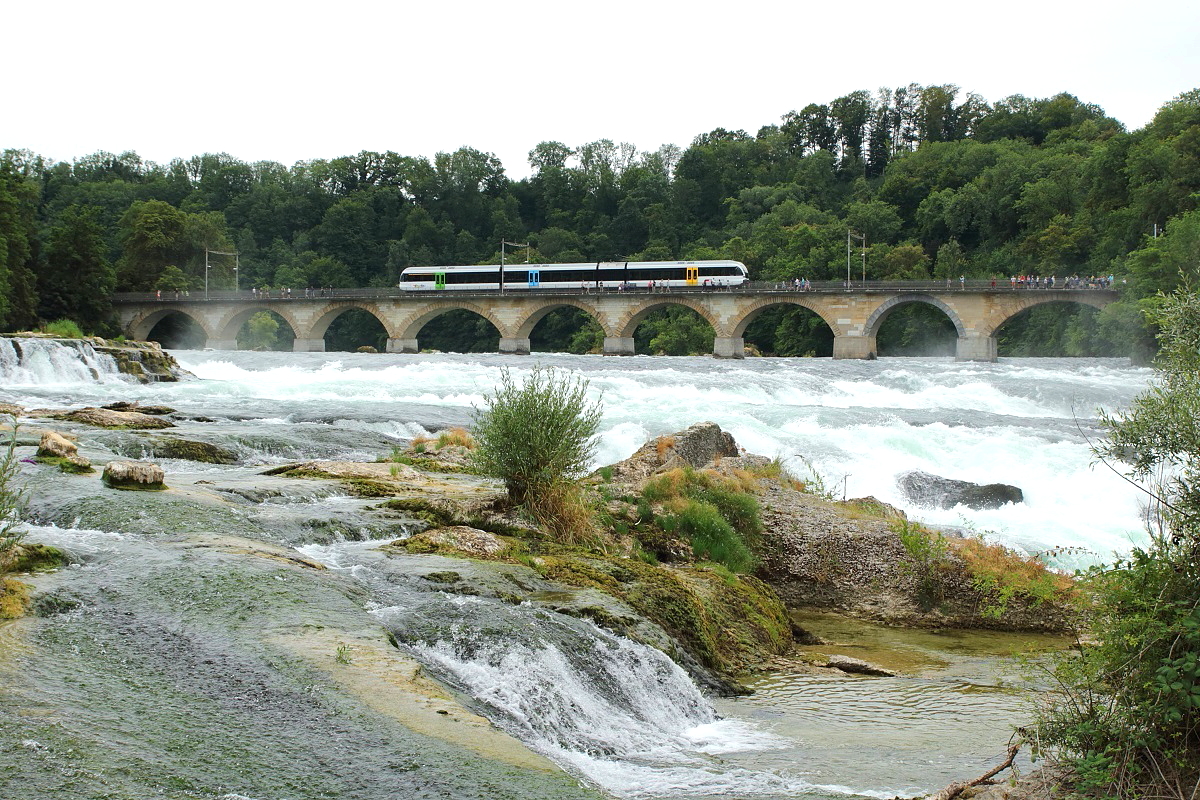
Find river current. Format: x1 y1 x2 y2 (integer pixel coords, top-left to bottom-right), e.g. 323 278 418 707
0 344 1153 799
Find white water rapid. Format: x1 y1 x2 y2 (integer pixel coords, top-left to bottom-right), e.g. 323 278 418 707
0 344 1154 799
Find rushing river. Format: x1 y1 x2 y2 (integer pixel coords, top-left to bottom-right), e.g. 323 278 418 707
0 342 1153 799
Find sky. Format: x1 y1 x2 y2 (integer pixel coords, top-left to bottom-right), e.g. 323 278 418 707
5 0 1198 179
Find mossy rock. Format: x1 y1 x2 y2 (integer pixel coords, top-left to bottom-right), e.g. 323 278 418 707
8 543 69 573
0 577 31 619
36 455 95 474
535 553 791 678
141 436 238 464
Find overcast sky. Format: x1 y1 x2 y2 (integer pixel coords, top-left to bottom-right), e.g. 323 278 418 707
6 0 1198 179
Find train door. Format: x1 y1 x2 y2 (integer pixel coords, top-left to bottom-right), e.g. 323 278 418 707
528 269 540 288
686 266 699 285
434 272 446 290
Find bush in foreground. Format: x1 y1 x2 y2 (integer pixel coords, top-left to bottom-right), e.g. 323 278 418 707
1034 287 1200 797
473 366 603 541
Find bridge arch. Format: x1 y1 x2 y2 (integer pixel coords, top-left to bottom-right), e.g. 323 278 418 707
731 298 839 357
126 306 215 345
385 300 513 354
214 306 301 346
982 292 1113 340
513 299 613 339
730 297 843 339
863 294 967 339
613 298 722 339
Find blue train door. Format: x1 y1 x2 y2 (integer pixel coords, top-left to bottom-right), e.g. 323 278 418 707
434 272 446 289
686 266 699 285
528 269 540 288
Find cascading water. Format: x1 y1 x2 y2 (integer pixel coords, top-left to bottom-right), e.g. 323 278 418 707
0 337 127 386
0 341 1155 799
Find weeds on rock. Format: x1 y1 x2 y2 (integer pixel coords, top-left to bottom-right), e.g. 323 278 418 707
892 518 950 611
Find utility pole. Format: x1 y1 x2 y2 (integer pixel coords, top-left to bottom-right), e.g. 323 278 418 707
206 249 240 295
847 230 865 287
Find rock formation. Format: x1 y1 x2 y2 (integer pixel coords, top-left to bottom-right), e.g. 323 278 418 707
897 470 1024 510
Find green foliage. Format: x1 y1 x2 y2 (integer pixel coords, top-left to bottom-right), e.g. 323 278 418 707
41 318 85 338
892 518 950 611
1 420 28 576
6 83 1199 353
641 467 762 573
473 366 603 541
1035 287 1200 796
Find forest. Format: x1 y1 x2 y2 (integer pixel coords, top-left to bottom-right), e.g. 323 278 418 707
1 83 1198 357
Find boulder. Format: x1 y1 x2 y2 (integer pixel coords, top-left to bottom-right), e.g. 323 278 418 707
608 421 740 481
825 654 896 677
402 526 507 557
37 431 78 459
37 430 93 471
102 460 167 491
897 471 1023 510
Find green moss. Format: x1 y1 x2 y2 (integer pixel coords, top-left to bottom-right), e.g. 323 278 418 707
380 497 456 527
274 468 396 497
144 437 238 464
423 571 462 584
9 543 68 573
0 577 31 618
36 455 95 474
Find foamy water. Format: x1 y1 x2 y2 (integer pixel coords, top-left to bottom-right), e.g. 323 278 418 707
163 351 1153 566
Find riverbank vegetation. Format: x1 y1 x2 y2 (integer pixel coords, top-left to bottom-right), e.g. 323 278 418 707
3 86 1198 356
1033 287 1200 797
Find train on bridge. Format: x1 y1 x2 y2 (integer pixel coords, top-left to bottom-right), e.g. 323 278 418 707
399 260 749 292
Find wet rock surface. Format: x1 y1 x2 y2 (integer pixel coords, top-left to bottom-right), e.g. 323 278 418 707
102 460 167 490
898 470 1024 509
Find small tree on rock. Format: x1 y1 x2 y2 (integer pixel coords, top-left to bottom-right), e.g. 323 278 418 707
472 366 603 540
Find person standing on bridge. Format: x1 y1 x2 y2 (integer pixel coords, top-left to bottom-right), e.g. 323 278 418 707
959 275 965 290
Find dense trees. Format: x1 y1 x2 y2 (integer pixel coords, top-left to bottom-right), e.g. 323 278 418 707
2 84 1197 353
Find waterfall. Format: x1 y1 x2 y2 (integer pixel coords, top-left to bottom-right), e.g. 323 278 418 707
0 337 128 385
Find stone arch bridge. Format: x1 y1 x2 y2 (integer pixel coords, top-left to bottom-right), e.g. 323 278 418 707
114 284 1118 361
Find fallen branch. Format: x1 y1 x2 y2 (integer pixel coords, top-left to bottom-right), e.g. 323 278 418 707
929 739 1023 800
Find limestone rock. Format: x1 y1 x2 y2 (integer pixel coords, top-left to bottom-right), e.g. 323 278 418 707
404 526 507 557
102 460 167 491
37 431 78 459
825 654 896 677
51 407 175 430
608 421 740 481
897 470 1023 510
37 430 92 471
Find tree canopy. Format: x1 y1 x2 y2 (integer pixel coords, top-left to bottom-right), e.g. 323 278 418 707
3 84 1198 353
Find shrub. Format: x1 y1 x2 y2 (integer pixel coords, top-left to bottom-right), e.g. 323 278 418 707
1034 287 1200 797
41 318 85 338
641 467 762 572
892 518 950 611
1 421 30 615
472 366 603 540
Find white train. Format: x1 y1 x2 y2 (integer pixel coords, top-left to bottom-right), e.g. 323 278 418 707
398 260 748 291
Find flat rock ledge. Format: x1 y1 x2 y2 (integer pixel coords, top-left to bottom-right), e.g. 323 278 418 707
44 407 175 430
824 655 897 677
102 460 167 491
